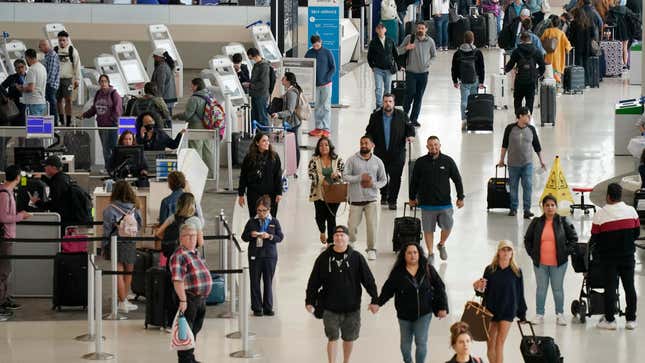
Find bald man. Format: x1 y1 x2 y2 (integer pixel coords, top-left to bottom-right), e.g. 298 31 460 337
37 39 60 125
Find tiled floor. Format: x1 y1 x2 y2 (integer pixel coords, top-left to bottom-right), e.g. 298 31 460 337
2 47 644 362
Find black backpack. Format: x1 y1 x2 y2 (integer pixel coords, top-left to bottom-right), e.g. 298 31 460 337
161 214 188 258
515 51 537 84
458 49 477 84
67 179 93 225
54 45 75 65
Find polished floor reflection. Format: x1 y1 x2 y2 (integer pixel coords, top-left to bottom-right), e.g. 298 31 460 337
1 47 643 363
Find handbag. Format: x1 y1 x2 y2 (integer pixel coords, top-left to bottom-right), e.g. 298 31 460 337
269 97 284 114
321 182 348 204
460 299 494 341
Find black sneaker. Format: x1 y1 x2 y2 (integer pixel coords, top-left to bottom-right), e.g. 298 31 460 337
2 299 22 311
412 121 421 127
263 310 275 316
508 210 517 216
524 211 534 219
381 198 388 206
253 310 263 317
388 203 397 210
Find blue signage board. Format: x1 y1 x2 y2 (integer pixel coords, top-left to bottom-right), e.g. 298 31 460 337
26 116 54 138
118 116 137 136
308 2 341 104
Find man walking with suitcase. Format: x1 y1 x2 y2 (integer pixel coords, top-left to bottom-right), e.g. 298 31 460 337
365 94 415 210
367 24 398 110
497 107 546 219
409 136 464 264
451 31 485 131
345 136 388 260
504 32 546 115
592 183 639 331
305 225 379 363
398 21 437 127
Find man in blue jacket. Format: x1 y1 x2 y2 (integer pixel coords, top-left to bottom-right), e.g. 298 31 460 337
305 35 336 138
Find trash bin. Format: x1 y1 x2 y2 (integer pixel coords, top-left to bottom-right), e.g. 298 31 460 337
615 99 644 155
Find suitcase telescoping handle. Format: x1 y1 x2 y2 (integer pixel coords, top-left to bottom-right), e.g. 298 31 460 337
495 165 507 179
403 202 418 218
517 320 537 338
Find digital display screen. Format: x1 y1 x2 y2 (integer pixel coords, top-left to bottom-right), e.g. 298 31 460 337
118 117 137 136
258 41 281 62
121 60 145 84
26 116 54 138
218 74 244 99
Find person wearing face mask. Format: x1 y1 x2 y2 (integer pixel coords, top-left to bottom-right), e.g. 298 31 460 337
365 94 415 211
241 196 284 316
344 135 387 260
524 195 578 326
136 112 184 151
409 136 464 265
238 132 283 218
446 322 485 363
473 240 527 363
81 74 122 168
232 53 251 93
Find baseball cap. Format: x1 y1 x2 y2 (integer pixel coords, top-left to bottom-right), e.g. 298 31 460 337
520 8 531 17
44 155 62 169
152 48 166 57
496 240 515 252
334 225 349 235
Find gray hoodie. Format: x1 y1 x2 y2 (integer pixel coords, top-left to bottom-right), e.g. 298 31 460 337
397 34 437 74
344 152 387 203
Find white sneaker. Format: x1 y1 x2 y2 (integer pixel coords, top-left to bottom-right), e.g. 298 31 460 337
118 302 129 313
556 314 568 326
596 317 617 330
626 321 638 330
124 301 138 311
126 293 136 300
367 250 377 261
533 315 544 325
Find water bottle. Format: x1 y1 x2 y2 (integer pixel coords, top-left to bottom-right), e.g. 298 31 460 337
178 313 188 340
104 179 114 193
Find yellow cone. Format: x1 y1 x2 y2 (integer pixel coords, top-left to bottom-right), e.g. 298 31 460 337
540 156 574 205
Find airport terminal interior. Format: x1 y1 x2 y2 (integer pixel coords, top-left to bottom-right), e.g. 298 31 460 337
1 1 645 362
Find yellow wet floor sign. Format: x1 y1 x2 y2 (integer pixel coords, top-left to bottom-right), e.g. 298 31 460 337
540 156 574 204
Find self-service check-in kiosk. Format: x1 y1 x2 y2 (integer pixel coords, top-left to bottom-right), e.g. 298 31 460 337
1 36 26 74
147 24 183 98
251 24 283 65
112 42 149 95
81 68 100 106
94 53 129 98
222 42 253 74
43 23 85 105
208 56 248 107
0 55 7 84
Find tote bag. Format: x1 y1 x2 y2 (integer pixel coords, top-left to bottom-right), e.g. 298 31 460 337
460 300 494 341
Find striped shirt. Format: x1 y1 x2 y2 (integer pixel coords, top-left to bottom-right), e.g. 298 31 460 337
169 247 212 297
43 50 60 89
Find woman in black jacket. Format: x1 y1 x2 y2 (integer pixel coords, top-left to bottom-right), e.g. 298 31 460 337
238 132 283 218
523 195 578 326
241 196 284 316
374 242 448 363
136 112 184 151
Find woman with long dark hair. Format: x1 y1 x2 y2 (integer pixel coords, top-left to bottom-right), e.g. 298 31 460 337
307 136 345 245
271 71 303 166
151 48 177 115
473 240 527 363
372 242 448 363
238 132 283 218
524 195 578 326
570 0 601 76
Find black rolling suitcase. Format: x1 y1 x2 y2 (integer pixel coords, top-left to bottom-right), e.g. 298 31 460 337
487 165 510 211
232 104 254 167
391 72 407 107
466 90 494 132
392 203 422 252
131 248 160 299
518 321 563 363
469 11 488 48
449 17 471 49
53 252 88 311
145 267 172 329
634 189 645 223
563 50 585 94
61 130 92 171
539 81 557 126
586 56 600 88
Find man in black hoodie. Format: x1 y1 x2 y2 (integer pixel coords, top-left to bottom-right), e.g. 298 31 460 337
451 31 485 130
367 23 398 110
504 32 546 115
305 225 378 363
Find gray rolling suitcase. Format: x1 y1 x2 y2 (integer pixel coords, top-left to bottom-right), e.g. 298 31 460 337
539 81 557 126
484 12 498 47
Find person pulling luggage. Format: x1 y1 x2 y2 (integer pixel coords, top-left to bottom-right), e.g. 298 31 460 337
504 32 546 115
451 31 485 131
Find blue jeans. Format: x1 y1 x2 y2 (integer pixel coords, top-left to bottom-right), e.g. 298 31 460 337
27 104 47 116
251 95 270 126
398 313 432 363
45 85 58 124
373 68 393 108
459 83 479 120
404 71 428 123
434 14 449 48
534 262 568 315
99 129 118 168
508 163 533 212
315 85 332 131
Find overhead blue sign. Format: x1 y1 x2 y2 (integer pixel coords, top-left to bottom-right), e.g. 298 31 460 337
308 2 341 104
26 116 54 138
118 116 137 136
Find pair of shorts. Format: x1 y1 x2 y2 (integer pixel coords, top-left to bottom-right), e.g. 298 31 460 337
323 310 361 341
57 78 73 99
117 241 136 265
421 208 454 232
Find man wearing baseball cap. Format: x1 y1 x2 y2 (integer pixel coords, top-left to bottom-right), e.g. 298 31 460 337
30 155 73 230
305 225 379 363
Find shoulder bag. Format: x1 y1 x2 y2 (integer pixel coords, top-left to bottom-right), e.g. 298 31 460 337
321 182 348 204
460 298 494 341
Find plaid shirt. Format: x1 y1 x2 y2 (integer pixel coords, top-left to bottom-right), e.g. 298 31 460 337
43 50 60 89
169 247 212 297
